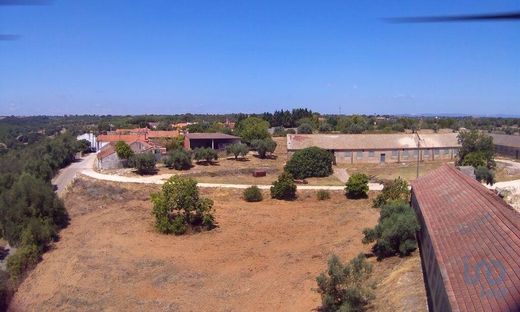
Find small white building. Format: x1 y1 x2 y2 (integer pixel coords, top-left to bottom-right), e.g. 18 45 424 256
76 132 98 151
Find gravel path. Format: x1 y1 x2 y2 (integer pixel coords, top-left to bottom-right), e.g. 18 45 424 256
77 159 384 191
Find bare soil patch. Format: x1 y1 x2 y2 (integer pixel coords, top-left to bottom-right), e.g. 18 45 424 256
9 177 425 311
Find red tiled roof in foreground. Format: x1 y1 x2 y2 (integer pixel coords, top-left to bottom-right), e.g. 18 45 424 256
97 134 146 143
412 165 520 311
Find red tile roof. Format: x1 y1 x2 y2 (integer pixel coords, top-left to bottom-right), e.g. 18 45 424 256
412 165 520 311
97 134 146 143
147 130 179 138
185 133 240 140
96 143 116 160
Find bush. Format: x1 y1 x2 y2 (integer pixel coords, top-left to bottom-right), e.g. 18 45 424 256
251 138 277 159
129 153 157 174
6 244 41 283
193 147 218 164
373 177 410 208
475 166 495 185
150 176 215 235
317 190 330 200
164 149 192 170
318 123 333 133
284 147 333 179
460 151 487 168
115 141 134 159
297 123 313 134
270 172 297 200
243 186 263 202
345 173 369 199
286 128 296 134
272 127 287 137
316 253 373 312
226 143 250 160
362 200 420 259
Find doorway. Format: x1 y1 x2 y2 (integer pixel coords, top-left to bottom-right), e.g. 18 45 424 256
380 153 386 163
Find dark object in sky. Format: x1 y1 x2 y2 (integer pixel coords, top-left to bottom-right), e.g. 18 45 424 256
0 0 49 5
386 11 520 23
0 34 20 40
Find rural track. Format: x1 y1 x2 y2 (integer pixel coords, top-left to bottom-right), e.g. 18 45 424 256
59 153 384 191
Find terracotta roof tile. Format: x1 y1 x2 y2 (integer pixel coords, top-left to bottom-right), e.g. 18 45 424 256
412 165 520 311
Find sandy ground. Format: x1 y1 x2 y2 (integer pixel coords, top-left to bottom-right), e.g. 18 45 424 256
9 178 425 312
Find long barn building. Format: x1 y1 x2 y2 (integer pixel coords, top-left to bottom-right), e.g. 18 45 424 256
287 133 460 164
411 165 520 311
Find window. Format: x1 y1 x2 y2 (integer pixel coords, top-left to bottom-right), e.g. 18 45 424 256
344 151 351 157
424 149 430 156
392 150 398 157
434 149 440 155
402 150 409 157
444 149 449 155
368 151 375 157
357 151 363 159
453 149 459 155
413 150 418 156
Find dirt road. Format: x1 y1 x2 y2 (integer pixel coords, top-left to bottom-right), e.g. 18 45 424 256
52 153 97 196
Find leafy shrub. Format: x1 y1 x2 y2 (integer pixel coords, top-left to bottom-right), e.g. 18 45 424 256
115 141 134 159
6 244 41 283
226 143 250 160
362 200 420 259
270 172 297 200
317 190 330 200
297 123 313 134
284 147 333 179
193 147 218 164
475 166 495 185
318 123 333 133
129 153 157 174
243 186 263 202
372 177 410 208
345 173 369 199
457 130 495 169
151 176 215 235
286 128 296 134
164 149 192 170
235 117 270 144
460 151 486 168
316 253 373 312
251 138 277 159
272 127 287 137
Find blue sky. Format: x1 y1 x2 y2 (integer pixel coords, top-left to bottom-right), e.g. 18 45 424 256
0 1 519 116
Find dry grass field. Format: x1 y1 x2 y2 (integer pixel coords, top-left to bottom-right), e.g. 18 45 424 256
9 178 426 312
338 161 450 182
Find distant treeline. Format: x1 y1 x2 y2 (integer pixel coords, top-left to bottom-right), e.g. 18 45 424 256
1 111 520 147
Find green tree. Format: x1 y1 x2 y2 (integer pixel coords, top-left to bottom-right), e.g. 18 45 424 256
226 143 250 160
243 186 263 202
270 172 297 200
297 123 313 134
128 153 156 174
316 253 373 312
372 177 410 208
236 117 270 144
251 138 277 159
193 147 218 164
150 176 215 235
362 200 420 259
284 147 333 179
115 141 134 159
164 149 192 170
345 173 369 199
457 130 495 169
475 166 495 185
460 151 486 168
